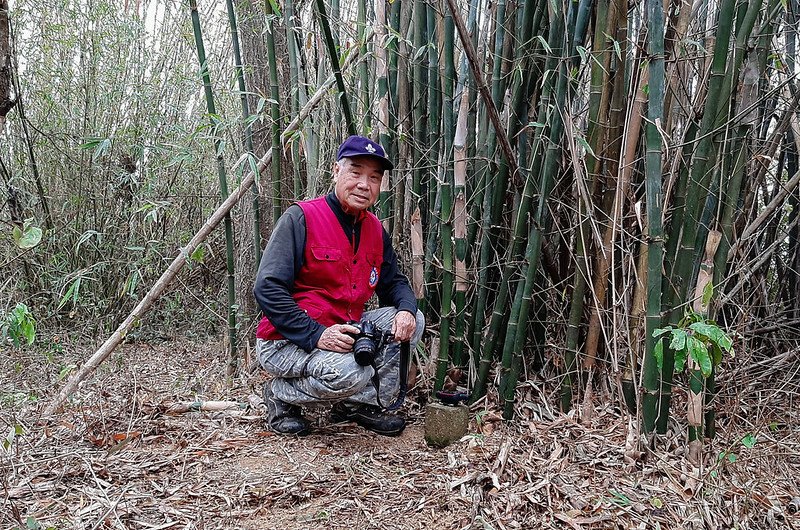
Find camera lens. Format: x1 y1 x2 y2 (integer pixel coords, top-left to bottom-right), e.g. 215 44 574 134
353 336 377 366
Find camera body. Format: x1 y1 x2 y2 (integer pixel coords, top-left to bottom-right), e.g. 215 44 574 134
347 319 394 366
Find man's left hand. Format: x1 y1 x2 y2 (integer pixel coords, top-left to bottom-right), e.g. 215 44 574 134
392 310 416 342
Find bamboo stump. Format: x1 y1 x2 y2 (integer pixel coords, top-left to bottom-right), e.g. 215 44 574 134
424 402 469 448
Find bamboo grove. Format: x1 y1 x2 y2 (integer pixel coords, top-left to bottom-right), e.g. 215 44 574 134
2 0 800 438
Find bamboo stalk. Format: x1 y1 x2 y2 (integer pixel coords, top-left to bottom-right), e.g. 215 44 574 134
357 0 370 134
315 0 356 136
224 0 261 265
189 0 238 377
265 0 283 220
453 90 469 370
641 0 666 435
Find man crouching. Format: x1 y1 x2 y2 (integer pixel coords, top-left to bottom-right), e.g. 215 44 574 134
253 135 424 436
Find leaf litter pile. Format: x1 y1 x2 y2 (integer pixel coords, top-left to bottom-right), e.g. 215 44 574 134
2 339 799 529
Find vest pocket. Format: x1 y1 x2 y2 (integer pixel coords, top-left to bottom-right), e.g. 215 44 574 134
310 246 342 262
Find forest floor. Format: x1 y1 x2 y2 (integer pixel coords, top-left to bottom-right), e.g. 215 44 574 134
1 337 799 530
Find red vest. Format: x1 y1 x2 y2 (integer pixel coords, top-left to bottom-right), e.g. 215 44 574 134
256 197 384 341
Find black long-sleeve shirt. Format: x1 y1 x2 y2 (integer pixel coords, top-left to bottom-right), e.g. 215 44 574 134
253 193 417 352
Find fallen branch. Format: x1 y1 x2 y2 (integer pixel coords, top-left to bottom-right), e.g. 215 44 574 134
161 400 247 415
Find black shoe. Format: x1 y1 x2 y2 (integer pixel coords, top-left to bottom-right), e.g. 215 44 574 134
331 403 406 436
263 382 310 436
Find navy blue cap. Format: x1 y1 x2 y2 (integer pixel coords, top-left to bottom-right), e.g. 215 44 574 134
336 135 394 171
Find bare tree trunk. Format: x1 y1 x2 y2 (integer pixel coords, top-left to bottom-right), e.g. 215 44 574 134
0 0 17 126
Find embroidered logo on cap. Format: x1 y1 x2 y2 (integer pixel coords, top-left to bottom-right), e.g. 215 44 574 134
369 267 378 287
365 143 377 154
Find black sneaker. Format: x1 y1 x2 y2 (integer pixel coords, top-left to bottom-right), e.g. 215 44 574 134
263 382 310 436
330 403 406 436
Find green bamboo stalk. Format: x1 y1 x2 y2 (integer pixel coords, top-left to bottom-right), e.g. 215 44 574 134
658 0 733 433
410 2 428 285
423 0 441 321
434 3 459 389
375 0 391 226
357 0 370 134
499 0 574 418
224 0 261 266
582 0 625 367
412 0 427 203
284 0 303 198
315 0 356 136
468 0 541 361
189 0 238 376
641 0 666 434
264 0 282 222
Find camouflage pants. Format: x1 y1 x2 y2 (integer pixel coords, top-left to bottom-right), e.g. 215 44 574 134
257 307 425 407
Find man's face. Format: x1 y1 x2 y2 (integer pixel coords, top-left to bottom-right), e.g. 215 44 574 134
333 156 384 215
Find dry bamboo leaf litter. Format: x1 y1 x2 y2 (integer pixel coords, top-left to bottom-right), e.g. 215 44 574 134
2 340 800 529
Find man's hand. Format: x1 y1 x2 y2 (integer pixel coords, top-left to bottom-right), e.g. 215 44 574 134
392 310 417 342
317 323 360 353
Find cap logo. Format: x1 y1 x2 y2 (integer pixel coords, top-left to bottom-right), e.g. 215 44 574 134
365 143 376 154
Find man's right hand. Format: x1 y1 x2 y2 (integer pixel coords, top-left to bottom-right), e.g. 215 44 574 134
317 323 360 353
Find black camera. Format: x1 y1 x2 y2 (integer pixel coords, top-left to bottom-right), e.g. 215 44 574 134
347 319 394 367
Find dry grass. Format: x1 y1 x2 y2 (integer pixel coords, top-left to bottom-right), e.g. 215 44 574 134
1 338 799 529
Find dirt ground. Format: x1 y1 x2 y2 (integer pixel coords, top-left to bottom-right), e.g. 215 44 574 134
2 338 799 529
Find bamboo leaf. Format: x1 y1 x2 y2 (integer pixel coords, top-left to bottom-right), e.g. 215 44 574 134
266 0 282 17
58 278 82 311
702 281 714 305
576 135 596 158
535 35 552 54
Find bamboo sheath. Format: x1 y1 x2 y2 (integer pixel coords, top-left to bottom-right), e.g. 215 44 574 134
44 58 362 417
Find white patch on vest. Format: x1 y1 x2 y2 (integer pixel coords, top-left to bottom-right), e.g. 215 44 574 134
369 267 378 287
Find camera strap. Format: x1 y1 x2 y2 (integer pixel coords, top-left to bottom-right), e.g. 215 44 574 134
374 340 410 411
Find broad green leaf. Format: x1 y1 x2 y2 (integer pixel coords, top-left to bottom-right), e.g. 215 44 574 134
653 326 673 338
669 329 687 353
741 433 757 448
674 346 687 373
727 452 737 463
689 336 712 377
711 344 723 366
13 224 43 249
21 320 35 345
690 322 733 352
654 340 663 372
